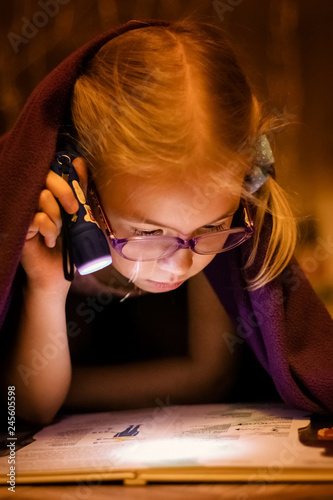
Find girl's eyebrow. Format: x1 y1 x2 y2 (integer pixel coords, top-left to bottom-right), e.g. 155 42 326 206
126 210 236 230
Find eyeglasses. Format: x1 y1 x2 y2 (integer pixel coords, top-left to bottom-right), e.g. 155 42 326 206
90 188 254 262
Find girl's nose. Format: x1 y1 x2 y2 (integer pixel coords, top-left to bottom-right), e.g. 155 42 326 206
158 249 193 275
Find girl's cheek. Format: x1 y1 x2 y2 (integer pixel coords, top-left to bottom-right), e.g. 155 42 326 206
110 251 147 280
110 251 132 276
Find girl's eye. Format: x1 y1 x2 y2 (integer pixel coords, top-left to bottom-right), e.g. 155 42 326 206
202 223 226 233
131 228 163 237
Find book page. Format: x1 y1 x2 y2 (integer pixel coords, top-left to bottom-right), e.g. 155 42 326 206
1 403 333 483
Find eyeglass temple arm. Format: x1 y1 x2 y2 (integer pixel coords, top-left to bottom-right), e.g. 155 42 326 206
88 183 113 238
241 200 254 231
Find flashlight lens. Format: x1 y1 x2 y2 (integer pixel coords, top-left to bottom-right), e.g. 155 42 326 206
77 256 112 275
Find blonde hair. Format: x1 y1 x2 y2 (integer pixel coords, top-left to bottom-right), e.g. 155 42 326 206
71 19 297 290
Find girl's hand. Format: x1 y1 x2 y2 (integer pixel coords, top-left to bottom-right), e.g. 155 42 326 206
21 165 83 292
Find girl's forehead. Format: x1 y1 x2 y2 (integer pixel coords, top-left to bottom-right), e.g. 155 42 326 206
98 173 242 231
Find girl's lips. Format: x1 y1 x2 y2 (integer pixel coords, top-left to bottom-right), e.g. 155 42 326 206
146 280 184 291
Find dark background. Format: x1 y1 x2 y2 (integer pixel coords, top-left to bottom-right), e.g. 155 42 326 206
1 0 333 312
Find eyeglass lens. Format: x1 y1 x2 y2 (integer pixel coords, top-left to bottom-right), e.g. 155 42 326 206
119 229 248 261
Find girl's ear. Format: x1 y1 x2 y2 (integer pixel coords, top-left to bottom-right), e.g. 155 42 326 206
72 157 88 195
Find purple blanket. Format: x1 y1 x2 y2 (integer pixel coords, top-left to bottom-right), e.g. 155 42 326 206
204 220 333 414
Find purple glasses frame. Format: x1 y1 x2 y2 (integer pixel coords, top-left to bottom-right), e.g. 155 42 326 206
90 186 254 262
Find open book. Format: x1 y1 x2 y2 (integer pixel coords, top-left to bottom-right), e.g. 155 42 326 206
1 403 333 485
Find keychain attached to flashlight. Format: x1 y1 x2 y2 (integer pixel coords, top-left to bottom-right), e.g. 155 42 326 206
50 152 112 281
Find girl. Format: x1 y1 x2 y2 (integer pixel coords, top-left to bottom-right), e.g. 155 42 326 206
1 19 332 424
